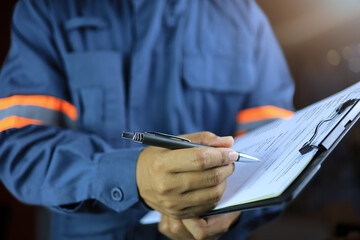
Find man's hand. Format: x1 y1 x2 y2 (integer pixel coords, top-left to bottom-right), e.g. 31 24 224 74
136 131 236 219
158 212 242 240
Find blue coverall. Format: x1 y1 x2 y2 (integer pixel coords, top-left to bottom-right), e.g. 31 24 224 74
0 0 294 239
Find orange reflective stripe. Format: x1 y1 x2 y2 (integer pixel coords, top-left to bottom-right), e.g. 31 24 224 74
237 106 294 124
0 95 77 121
234 129 247 138
0 116 43 132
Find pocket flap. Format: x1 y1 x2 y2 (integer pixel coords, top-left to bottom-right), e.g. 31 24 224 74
183 56 256 93
64 51 121 88
64 17 107 31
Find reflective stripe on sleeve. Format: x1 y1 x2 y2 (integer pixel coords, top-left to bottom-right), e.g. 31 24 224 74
0 95 78 132
0 95 77 120
236 106 294 136
237 105 293 124
0 116 43 132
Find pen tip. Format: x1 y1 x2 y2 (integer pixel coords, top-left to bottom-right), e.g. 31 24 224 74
238 153 261 162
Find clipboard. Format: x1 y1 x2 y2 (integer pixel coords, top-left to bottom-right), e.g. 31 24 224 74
203 98 360 217
140 84 360 224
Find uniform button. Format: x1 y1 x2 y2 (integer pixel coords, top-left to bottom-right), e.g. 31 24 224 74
111 187 123 201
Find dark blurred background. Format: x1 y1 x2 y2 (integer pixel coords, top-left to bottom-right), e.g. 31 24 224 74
0 1 359 240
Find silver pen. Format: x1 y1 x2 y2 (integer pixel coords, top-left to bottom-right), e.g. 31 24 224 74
122 131 260 163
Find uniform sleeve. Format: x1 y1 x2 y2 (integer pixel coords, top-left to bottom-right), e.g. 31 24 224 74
0 0 142 214
231 0 295 234
234 0 295 137
247 1 294 109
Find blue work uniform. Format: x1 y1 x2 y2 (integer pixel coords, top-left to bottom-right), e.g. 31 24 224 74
0 0 294 239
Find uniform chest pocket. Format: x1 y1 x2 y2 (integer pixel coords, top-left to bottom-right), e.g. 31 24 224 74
64 52 125 139
182 55 256 93
63 17 110 52
180 55 257 135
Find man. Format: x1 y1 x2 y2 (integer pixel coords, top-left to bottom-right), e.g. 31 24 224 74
0 0 294 239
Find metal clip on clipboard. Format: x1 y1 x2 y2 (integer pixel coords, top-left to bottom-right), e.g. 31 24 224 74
299 98 360 155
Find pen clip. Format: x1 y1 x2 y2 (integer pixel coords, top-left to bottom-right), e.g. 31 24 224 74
146 131 191 142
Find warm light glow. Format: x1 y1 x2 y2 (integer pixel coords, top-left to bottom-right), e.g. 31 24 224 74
327 50 340 66
342 46 353 61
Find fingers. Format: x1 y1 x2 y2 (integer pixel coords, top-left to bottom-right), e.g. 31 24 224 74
159 212 241 240
182 212 242 240
174 181 228 218
153 181 228 219
202 212 242 235
175 163 235 192
182 177 227 204
165 147 237 172
148 163 234 197
183 218 218 240
158 215 193 240
181 131 234 148
136 131 237 219
176 203 219 219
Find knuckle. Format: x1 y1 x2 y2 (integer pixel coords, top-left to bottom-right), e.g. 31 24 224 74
201 131 213 138
221 150 228 165
199 131 216 144
156 182 171 195
162 200 177 210
158 221 168 233
211 185 223 202
170 221 183 233
155 183 166 194
152 159 164 173
195 150 208 169
208 168 222 185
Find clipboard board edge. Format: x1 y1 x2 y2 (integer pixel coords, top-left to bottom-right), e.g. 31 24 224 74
203 110 360 217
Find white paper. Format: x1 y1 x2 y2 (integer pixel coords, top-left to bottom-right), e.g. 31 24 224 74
141 81 360 224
